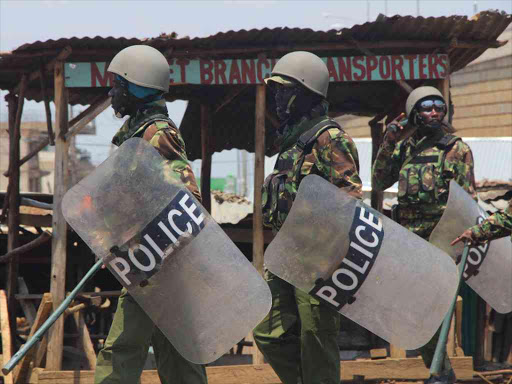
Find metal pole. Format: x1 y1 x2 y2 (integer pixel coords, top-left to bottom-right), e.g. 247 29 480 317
1 259 103 375
429 242 470 378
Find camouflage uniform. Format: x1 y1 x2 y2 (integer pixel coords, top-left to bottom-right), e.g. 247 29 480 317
253 103 362 384
95 100 207 384
470 199 512 242
372 127 476 375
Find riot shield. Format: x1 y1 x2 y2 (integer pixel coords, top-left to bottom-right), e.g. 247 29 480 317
429 180 512 314
62 138 271 364
265 174 459 350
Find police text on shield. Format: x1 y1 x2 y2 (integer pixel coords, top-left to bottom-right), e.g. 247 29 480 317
108 190 205 287
310 204 384 311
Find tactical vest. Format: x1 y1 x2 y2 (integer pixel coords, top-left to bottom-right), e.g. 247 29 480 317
397 134 461 219
262 119 343 231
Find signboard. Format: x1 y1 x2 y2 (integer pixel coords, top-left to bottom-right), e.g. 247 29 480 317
65 54 448 88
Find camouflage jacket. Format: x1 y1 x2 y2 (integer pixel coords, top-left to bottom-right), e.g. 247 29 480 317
471 199 512 242
262 113 362 233
372 130 476 238
112 99 201 202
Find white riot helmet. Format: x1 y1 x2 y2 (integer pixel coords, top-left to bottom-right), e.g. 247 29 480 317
266 51 329 98
405 86 445 120
108 45 170 93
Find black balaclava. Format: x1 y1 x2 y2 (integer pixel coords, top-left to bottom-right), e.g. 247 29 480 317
108 75 162 118
274 82 324 135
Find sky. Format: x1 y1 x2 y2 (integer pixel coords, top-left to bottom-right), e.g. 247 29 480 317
1 0 511 197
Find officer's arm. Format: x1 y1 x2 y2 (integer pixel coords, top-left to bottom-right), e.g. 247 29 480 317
445 141 477 202
313 130 363 199
471 199 512 242
371 140 403 191
143 123 202 202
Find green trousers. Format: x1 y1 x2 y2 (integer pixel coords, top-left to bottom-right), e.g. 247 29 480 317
94 289 208 384
253 271 341 384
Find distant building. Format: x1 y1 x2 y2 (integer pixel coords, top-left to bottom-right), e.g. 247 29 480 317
0 121 55 193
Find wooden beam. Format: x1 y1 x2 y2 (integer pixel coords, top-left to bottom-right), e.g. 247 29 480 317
7 77 26 351
3 94 111 178
72 311 97 369
252 84 266 366
0 231 52 264
39 62 55 146
12 46 72 95
369 120 384 212
17 277 37 326
15 291 123 300
3 140 48 178
65 95 111 140
12 293 52 384
0 290 14 384
30 357 475 383
200 104 212 213
46 60 69 371
214 86 248 115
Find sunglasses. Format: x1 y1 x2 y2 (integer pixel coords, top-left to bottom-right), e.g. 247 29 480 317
418 99 446 112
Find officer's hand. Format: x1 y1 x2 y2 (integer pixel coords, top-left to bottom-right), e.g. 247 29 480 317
384 113 415 144
451 229 478 246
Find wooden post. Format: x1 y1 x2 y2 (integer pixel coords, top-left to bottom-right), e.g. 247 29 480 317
0 290 14 384
6 78 26 350
200 104 212 213
72 311 97 369
46 60 69 370
369 119 384 212
39 62 55 146
252 84 266 365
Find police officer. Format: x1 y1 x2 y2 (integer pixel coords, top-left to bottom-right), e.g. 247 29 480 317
94 45 207 384
452 199 512 245
252 51 362 384
372 86 476 384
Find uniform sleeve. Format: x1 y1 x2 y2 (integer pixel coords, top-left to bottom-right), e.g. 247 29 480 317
471 199 512 242
444 140 477 201
311 129 363 199
143 122 202 202
372 140 403 191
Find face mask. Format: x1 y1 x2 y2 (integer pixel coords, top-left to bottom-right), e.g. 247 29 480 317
274 84 298 122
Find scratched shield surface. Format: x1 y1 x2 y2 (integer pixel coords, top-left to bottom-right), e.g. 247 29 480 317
430 180 512 314
62 138 271 364
265 175 458 350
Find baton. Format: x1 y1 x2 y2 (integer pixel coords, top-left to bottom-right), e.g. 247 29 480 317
429 241 470 379
2 258 104 375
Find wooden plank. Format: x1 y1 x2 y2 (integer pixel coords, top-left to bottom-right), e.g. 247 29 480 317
370 348 387 359
64 95 110 140
447 314 456 357
33 357 475 383
12 293 53 384
252 84 266 366
72 311 97 369
46 60 69 371
17 277 37 326
455 295 464 356
0 290 14 384
200 104 212 213
452 89 512 107
450 78 512 97
389 344 407 358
